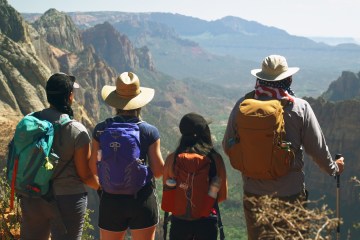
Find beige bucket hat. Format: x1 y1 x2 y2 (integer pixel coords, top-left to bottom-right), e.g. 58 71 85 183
101 72 155 110
251 55 299 81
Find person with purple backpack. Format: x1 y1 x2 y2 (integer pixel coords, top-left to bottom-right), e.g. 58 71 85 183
89 72 164 240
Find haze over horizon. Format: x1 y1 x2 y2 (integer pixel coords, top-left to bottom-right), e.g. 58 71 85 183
6 0 360 43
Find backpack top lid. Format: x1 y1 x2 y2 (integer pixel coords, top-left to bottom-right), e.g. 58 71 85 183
13 111 71 156
174 152 211 174
239 98 285 133
14 115 54 155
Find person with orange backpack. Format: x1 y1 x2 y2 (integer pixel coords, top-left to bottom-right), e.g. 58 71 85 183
222 55 345 239
162 112 228 240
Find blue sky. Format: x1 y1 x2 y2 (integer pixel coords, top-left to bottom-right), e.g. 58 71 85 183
7 0 359 39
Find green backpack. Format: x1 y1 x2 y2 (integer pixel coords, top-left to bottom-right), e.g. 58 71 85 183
6 112 71 208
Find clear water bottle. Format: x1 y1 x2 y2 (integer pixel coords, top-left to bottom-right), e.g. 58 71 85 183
208 176 221 198
201 176 222 217
166 178 177 189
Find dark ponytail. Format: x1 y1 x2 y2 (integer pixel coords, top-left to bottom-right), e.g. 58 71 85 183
47 93 74 117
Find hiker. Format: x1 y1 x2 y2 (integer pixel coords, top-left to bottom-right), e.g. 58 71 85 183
222 55 345 239
162 112 228 240
19 73 99 240
89 72 164 240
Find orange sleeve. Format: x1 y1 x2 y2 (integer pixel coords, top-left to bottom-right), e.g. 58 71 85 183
214 153 228 203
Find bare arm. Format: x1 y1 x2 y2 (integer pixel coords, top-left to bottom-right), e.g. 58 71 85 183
89 138 100 176
74 142 100 190
147 139 164 178
163 153 175 185
214 153 228 203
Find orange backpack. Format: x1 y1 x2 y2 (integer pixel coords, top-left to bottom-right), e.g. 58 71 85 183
161 153 216 219
227 91 295 180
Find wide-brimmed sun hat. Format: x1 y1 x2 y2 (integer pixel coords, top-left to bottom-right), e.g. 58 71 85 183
251 55 299 81
101 72 155 110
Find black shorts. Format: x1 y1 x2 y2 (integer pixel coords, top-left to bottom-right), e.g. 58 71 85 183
98 184 159 231
169 216 218 240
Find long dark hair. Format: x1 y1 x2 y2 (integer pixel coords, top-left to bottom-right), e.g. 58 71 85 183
46 73 75 117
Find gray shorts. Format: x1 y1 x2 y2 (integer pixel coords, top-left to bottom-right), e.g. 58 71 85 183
20 193 87 240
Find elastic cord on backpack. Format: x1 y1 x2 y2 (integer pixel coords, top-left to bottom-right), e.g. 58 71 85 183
183 173 196 208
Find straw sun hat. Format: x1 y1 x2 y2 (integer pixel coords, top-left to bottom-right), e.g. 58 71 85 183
101 72 155 110
251 55 299 81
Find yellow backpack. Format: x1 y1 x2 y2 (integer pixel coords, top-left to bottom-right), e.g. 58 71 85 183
228 91 295 180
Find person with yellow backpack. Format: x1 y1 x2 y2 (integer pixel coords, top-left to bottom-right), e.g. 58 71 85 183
222 55 345 239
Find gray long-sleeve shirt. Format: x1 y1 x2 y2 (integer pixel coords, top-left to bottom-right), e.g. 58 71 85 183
222 96 338 196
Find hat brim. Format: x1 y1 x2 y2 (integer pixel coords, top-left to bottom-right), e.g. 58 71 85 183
251 67 299 81
67 74 80 88
101 85 155 110
73 82 80 88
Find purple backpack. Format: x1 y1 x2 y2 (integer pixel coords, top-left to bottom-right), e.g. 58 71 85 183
97 121 150 194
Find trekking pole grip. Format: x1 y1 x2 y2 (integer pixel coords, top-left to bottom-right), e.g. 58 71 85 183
335 153 342 179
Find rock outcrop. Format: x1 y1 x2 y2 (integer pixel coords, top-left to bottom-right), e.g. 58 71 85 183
0 2 117 163
32 8 84 53
82 22 138 72
321 71 360 101
136 46 155 71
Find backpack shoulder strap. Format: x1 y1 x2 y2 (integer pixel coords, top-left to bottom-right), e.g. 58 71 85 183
31 111 41 119
57 114 72 126
207 150 217 179
244 90 255 99
279 98 290 107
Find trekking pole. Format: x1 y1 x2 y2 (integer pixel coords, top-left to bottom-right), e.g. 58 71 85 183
163 211 169 240
215 202 225 240
335 153 342 240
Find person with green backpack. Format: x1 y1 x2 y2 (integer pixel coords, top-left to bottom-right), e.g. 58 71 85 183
8 73 99 240
222 55 345 239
